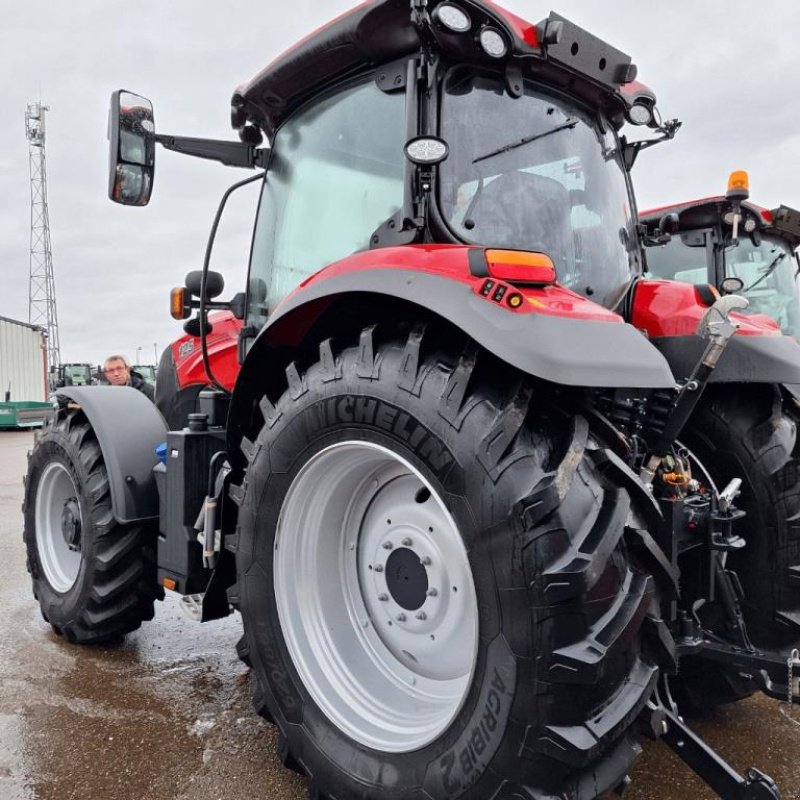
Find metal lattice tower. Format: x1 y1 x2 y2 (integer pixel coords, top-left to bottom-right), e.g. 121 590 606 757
26 102 61 371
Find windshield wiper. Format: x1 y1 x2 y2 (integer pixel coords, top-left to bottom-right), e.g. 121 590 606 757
472 118 578 165
743 251 787 292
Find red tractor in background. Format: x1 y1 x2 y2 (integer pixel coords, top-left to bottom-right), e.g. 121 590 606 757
22 2 800 798
639 176 800 707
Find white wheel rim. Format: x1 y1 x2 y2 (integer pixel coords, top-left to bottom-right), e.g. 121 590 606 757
35 461 83 593
274 440 478 752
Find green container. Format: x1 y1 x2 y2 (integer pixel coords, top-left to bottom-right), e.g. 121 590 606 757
0 401 54 429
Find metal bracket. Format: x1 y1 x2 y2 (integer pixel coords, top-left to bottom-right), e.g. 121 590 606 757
659 707 782 799
641 685 783 799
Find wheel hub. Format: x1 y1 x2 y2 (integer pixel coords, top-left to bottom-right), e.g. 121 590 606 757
61 498 82 551
384 547 428 610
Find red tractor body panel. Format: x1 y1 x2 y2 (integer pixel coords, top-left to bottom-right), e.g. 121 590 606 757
280 244 623 323
632 279 781 338
171 311 242 392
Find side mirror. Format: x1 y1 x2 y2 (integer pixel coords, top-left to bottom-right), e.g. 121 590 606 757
108 90 155 206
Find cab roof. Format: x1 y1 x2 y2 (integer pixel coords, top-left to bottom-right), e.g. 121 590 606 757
641 197 800 249
231 0 657 139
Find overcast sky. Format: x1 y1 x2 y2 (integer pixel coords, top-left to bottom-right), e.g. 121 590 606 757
2 1 799 367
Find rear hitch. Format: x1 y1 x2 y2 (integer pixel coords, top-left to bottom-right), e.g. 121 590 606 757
694 640 800 705
641 686 783 799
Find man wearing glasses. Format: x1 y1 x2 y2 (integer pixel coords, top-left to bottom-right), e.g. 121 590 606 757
102 355 155 401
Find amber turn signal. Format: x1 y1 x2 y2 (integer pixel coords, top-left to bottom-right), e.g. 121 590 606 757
485 250 556 284
726 170 749 201
170 287 191 320
162 577 177 591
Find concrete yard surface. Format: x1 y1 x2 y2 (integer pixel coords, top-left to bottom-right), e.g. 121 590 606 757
1 429 798 800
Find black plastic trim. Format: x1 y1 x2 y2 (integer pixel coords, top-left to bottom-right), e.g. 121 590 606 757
253 268 676 389
467 247 489 276
55 386 167 524
652 334 800 384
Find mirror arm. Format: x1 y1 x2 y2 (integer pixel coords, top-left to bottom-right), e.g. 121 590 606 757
622 118 682 170
154 134 269 169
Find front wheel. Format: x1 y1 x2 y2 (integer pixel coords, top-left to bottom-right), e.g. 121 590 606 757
234 327 663 799
23 409 160 643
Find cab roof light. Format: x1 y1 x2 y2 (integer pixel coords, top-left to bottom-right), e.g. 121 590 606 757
479 27 508 58
485 249 556 284
432 3 471 33
726 170 749 201
626 102 653 126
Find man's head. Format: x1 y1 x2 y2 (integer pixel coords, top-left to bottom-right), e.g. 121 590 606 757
103 355 131 386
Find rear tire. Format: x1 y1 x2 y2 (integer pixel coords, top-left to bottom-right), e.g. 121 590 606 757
674 385 800 710
23 409 160 644
685 386 800 645
233 327 663 799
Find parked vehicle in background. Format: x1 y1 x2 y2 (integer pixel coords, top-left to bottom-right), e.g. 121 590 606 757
642 172 800 340
133 364 156 385
638 174 800 708
52 362 94 388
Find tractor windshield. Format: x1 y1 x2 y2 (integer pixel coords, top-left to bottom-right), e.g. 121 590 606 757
724 235 800 338
439 69 637 309
63 366 90 385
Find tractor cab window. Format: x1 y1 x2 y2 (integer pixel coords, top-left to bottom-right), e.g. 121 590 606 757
247 78 406 323
439 69 637 310
724 235 800 338
645 231 710 285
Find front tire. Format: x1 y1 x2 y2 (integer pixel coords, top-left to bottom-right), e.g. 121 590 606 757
234 327 662 799
23 409 160 643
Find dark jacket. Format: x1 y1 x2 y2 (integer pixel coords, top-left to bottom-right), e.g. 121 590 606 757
130 371 155 401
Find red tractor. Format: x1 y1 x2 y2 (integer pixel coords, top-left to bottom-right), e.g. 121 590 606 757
23 3 800 798
639 175 800 706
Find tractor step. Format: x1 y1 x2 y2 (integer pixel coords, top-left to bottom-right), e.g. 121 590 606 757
786 565 800 587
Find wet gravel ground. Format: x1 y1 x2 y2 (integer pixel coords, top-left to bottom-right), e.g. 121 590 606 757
1 429 799 800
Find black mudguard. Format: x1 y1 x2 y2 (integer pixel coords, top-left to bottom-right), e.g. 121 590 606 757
54 386 167 525
250 269 677 389
652 335 800 384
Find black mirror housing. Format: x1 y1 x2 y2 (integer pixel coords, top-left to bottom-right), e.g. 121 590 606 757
185 270 225 299
108 90 156 206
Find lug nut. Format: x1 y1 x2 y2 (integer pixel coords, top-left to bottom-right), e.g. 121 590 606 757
374 564 384 573
421 556 431 566
426 588 438 597
416 611 427 621
402 537 412 546
378 593 389 602
396 613 407 622
383 541 393 550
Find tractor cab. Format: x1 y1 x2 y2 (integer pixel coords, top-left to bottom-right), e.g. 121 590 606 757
642 171 800 339
53 362 93 388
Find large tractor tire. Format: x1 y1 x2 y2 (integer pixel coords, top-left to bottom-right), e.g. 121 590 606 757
676 385 800 709
686 385 800 644
23 409 160 644
232 326 667 799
